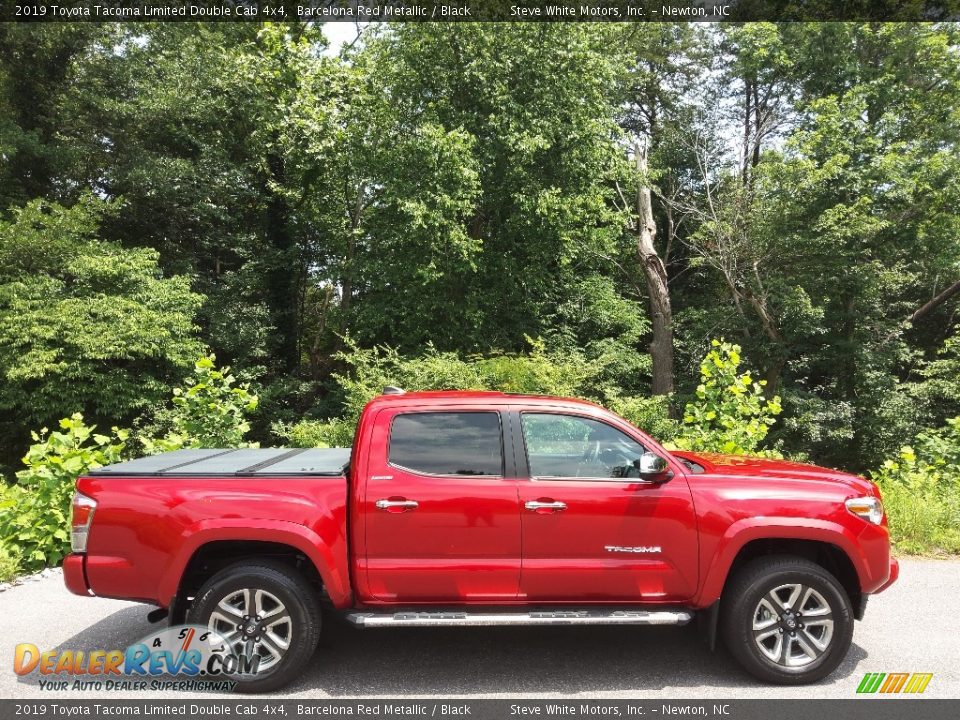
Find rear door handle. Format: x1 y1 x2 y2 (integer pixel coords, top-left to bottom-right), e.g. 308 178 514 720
376 499 419 512
525 500 567 513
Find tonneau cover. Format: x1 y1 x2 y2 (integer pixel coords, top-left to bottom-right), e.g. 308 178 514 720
89 448 351 477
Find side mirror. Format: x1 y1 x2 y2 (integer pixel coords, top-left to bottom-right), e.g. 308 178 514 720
636 452 672 481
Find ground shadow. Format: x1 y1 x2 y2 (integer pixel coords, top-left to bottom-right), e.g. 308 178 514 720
18 605 870 696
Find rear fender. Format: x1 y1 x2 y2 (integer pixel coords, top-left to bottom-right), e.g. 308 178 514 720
158 519 351 609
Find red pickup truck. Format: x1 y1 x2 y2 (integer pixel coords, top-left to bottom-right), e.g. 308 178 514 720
63 389 898 692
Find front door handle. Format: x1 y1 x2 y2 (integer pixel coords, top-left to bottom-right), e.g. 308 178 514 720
525 500 567 513
376 498 419 512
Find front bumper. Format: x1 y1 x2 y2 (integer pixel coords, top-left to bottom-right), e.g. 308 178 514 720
874 556 899 594
63 553 92 596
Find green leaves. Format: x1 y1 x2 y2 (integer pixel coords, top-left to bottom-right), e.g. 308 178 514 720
0 196 203 465
145 354 259 451
871 416 960 554
672 340 783 456
0 413 126 573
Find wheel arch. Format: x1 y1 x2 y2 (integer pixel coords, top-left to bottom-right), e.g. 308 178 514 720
159 520 352 617
697 519 866 613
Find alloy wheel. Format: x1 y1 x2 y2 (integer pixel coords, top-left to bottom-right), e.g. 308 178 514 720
752 582 835 668
208 588 293 672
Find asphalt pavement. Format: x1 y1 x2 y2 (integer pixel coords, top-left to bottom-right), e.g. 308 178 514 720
1 558 957 699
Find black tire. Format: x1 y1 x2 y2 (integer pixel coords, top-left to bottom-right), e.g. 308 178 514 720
720 555 854 684
187 561 321 693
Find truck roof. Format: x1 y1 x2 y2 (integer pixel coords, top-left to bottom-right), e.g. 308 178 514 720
88 447 351 477
368 390 605 409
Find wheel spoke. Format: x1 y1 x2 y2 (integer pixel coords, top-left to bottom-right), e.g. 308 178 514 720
801 627 830 652
765 590 787 613
784 584 803 610
265 628 290 651
260 601 288 621
259 634 285 661
754 598 779 627
754 627 780 643
779 635 791 664
209 610 238 630
266 611 292 632
793 631 822 663
216 598 244 622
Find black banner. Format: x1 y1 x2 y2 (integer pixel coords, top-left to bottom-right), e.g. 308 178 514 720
3 0 960 23
1 700 960 720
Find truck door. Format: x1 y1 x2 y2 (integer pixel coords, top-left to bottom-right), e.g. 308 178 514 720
515 410 699 602
360 406 521 602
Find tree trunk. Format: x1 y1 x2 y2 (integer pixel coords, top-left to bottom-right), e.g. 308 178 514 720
635 142 674 396
265 150 299 373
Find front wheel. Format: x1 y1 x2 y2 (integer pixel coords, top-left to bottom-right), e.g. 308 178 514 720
720 556 854 684
187 561 321 693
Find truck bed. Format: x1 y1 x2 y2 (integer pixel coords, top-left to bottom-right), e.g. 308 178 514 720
89 447 351 477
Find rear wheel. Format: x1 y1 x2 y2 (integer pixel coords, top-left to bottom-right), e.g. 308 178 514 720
721 555 853 684
187 561 321 693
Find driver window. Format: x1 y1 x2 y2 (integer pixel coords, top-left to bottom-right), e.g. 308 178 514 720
521 413 648 480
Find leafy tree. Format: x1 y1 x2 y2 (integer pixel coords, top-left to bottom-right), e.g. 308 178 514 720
0 196 203 471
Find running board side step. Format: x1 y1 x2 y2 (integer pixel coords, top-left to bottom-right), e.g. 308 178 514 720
345 609 694 628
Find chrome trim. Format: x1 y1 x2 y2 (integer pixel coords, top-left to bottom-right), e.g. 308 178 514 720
375 499 419 511
524 500 567 511
346 609 694 628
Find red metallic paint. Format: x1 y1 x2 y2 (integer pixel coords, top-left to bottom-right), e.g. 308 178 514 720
62 554 90 596
64 391 897 614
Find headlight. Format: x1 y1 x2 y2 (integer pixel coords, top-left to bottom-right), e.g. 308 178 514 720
845 496 883 525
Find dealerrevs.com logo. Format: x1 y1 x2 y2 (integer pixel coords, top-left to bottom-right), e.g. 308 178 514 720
13 625 260 692
856 672 934 694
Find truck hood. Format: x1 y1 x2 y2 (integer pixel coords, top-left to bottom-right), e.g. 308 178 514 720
670 450 876 495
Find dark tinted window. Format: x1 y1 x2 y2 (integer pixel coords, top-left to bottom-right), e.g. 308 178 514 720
389 412 503 476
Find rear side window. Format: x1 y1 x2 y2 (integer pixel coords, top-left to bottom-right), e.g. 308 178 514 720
389 412 503 477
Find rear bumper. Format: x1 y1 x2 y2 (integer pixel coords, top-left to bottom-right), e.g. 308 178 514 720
63 554 92 596
873 556 899 595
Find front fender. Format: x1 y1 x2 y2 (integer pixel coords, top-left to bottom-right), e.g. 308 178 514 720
158 518 352 609
694 516 881 607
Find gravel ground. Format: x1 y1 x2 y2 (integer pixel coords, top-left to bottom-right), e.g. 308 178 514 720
1 558 957 699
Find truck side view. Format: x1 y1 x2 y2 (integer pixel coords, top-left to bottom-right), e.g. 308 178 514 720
64 390 898 692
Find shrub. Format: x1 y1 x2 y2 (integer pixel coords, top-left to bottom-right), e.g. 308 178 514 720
671 339 783 455
273 419 355 449
276 337 659 447
0 541 21 582
141 354 259 452
0 414 126 572
871 417 960 554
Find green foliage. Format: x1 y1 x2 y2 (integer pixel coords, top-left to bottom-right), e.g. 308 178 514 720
142 355 259 452
0 415 126 572
278 336 668 447
0 541 21 582
672 340 783 455
273 419 355 450
2 24 960 556
607 395 679 443
871 418 960 555
0 196 203 471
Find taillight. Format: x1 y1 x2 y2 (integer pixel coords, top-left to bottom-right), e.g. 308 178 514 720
71 491 97 553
